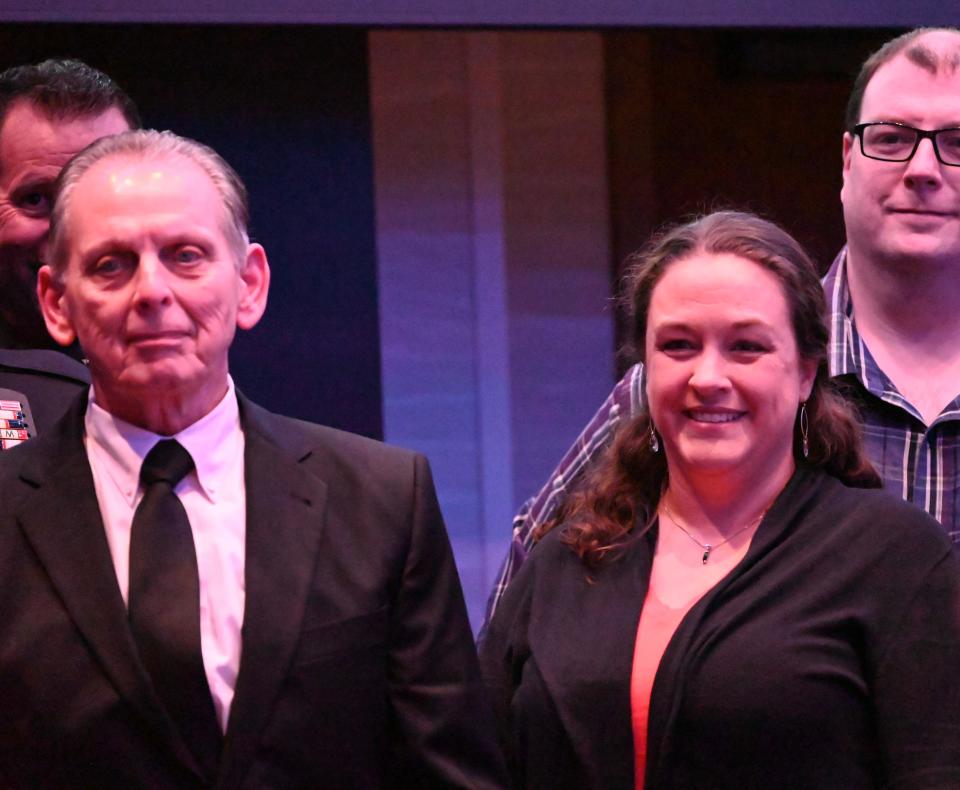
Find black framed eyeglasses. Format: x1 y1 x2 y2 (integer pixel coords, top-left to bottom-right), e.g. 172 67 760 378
853 122 960 167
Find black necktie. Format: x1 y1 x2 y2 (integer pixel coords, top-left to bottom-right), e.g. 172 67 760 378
128 439 222 776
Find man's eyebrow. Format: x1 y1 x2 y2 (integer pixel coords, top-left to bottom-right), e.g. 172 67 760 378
866 116 960 128
78 230 216 259
77 239 134 262
8 172 56 193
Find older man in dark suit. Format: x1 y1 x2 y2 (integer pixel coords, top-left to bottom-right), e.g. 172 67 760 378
0 129 505 789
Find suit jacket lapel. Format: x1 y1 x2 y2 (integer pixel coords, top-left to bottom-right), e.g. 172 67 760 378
15 397 202 773
219 397 327 787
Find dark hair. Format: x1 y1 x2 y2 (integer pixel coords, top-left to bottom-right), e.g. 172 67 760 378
0 58 140 141
845 27 960 132
542 210 881 568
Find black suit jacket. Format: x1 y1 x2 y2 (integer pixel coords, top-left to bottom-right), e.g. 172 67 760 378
0 348 89 437
0 394 506 789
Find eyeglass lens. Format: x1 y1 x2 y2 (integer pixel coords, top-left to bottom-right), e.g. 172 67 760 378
862 124 960 165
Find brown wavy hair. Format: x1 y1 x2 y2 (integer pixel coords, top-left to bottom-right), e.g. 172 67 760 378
540 210 881 568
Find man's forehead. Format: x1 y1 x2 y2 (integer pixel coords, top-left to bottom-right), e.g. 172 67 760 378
66 151 232 246
74 152 210 200
0 100 130 174
870 31 960 84
861 36 960 120
1 95 130 131
909 29 960 60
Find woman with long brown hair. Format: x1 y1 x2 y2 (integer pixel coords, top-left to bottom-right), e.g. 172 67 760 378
479 211 960 789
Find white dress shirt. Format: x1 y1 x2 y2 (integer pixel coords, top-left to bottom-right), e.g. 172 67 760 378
84 378 246 732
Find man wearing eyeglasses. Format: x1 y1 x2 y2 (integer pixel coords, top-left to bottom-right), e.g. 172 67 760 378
482 26 960 629
841 29 960 429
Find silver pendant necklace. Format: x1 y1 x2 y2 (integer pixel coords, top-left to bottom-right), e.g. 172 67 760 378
660 502 766 564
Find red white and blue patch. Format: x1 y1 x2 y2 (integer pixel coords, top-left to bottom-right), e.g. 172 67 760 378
0 390 35 449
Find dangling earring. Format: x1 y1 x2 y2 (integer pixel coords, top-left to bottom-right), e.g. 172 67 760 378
649 422 660 453
799 401 809 459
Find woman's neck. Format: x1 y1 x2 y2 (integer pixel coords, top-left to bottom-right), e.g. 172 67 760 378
660 456 795 538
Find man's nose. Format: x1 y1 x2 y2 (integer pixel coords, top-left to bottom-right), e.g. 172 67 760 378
903 137 943 189
132 257 174 306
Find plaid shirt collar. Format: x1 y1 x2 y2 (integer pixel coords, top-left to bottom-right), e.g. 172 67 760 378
823 247 960 425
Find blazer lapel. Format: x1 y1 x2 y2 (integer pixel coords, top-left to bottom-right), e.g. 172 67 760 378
218 399 327 787
15 399 202 774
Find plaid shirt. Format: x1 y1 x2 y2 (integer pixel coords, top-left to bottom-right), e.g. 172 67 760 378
482 248 960 626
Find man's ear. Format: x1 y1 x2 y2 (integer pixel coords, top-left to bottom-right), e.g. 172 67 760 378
841 132 855 176
236 243 270 330
840 132 855 202
36 265 77 347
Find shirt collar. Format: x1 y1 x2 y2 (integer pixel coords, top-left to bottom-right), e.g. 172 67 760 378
84 377 242 506
823 247 927 420
823 246 858 380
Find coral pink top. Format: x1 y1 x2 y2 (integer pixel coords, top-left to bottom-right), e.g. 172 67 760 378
630 589 698 790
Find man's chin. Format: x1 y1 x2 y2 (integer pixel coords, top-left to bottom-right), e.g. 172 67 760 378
871 233 960 272
117 358 229 397
118 364 197 390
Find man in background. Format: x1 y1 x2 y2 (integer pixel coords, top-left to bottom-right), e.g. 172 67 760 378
0 58 136 437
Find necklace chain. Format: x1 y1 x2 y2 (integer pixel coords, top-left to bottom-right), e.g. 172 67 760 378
660 502 766 565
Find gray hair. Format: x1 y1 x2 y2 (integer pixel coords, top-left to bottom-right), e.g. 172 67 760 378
47 129 250 275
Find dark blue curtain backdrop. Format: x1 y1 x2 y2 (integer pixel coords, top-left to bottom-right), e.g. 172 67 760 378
0 25 383 439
